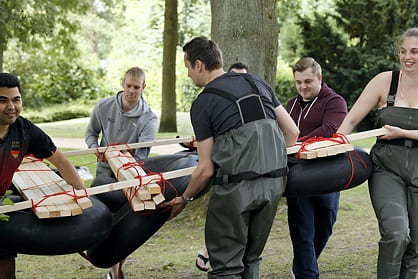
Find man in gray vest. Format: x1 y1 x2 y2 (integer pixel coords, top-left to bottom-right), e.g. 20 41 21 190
165 36 299 278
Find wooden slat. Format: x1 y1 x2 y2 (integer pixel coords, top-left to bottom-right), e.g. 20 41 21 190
287 128 387 156
12 158 92 218
63 136 195 157
105 151 146 211
105 150 164 211
297 143 355 159
2 168 195 214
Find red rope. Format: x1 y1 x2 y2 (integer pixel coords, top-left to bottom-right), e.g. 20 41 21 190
296 133 368 192
95 142 133 163
190 136 197 151
296 133 349 159
31 188 89 214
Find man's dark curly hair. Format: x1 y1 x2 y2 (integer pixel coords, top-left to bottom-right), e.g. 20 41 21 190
0 73 21 93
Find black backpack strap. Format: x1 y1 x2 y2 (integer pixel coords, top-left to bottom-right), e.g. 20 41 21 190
212 167 288 185
387 70 400 107
202 74 267 124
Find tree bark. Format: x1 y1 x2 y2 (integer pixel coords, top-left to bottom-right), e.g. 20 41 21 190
159 0 178 132
210 0 278 89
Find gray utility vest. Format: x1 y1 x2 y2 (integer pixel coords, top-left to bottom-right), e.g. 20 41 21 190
202 74 288 185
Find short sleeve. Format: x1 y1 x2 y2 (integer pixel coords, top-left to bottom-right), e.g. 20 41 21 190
190 96 213 141
27 124 57 159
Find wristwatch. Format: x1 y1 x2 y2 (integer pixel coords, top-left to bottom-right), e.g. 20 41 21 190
181 194 194 204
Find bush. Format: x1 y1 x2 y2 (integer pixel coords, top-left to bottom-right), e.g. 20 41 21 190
275 58 296 105
22 103 93 123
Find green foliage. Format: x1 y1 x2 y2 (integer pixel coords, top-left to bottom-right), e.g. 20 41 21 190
0 190 14 222
22 103 93 123
275 57 296 105
3 0 111 109
295 0 417 131
177 77 201 112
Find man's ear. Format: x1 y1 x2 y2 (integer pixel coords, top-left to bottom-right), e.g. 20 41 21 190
195 60 204 71
143 83 147 90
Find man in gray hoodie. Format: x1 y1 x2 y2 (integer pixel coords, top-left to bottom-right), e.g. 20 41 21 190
85 66 157 279
85 67 158 177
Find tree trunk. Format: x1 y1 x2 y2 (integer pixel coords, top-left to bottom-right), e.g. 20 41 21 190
210 0 278 89
159 0 178 132
0 24 5 72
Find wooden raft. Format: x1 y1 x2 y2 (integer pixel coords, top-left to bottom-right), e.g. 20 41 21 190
105 150 165 211
12 157 92 219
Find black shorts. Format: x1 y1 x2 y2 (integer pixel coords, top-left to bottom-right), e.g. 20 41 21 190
0 248 17 259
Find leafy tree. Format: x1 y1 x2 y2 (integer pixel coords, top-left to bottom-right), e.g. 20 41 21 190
296 0 418 131
159 0 178 132
0 0 95 71
1 0 114 109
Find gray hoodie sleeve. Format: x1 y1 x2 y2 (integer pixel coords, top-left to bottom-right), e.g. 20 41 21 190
134 112 158 160
85 102 102 148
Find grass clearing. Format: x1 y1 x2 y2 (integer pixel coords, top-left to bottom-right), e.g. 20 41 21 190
15 184 379 278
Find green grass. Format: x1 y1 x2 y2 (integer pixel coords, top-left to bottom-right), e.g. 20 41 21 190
15 184 379 278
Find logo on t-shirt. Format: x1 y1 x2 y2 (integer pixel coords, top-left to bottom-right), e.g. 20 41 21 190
11 141 20 159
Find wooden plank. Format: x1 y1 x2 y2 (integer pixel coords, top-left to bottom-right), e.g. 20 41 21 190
12 158 92 218
145 184 161 194
1 168 196 214
287 128 387 156
105 151 146 211
58 183 92 210
63 136 195 157
297 143 355 159
21 189 50 218
49 184 82 216
33 162 73 217
152 193 165 205
105 150 163 211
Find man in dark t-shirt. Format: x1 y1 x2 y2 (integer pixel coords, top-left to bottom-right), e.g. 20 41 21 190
0 73 85 279
164 37 299 278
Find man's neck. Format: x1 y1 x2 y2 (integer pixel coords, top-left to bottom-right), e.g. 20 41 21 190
0 125 9 140
204 68 226 86
121 96 139 112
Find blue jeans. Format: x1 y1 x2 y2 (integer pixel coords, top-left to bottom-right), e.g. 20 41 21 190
287 193 340 279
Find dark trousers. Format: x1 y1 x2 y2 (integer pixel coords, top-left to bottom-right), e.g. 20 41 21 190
287 193 340 279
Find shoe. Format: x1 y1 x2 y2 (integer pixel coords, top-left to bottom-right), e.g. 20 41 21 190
107 271 124 279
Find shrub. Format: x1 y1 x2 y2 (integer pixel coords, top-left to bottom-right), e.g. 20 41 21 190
22 103 93 123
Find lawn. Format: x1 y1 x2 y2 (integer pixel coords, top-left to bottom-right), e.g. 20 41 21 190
15 183 379 278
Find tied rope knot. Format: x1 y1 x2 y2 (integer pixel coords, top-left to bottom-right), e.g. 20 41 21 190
31 188 89 214
95 142 133 163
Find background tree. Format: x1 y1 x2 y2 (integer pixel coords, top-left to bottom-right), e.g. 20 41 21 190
296 0 418 131
159 0 179 132
210 0 278 88
0 0 94 72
